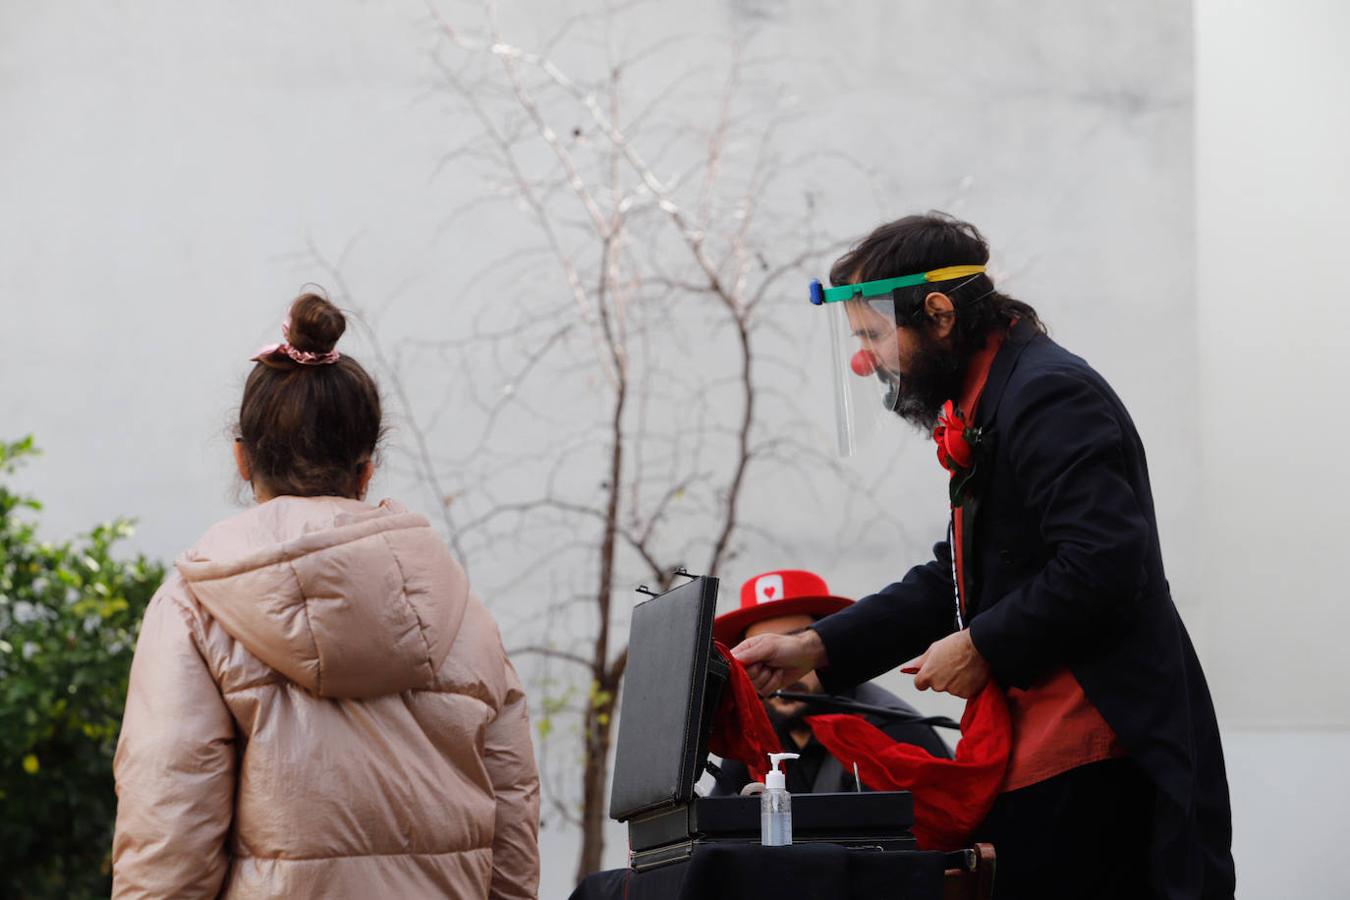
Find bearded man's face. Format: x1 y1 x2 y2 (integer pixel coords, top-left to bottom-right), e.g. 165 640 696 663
843 300 966 432
882 325 965 431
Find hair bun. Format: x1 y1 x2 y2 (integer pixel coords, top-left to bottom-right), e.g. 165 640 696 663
286 292 346 354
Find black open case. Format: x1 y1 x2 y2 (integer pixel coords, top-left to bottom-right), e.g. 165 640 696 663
608 576 917 872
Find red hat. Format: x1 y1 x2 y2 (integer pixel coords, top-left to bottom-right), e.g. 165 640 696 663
712 569 853 646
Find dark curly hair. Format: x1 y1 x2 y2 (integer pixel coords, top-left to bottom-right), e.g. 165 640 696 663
236 293 383 499
829 212 1045 357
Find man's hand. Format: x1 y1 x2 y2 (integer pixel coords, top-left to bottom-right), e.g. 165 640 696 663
900 630 990 699
731 629 828 696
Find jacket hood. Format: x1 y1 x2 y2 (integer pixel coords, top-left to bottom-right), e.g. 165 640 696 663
176 497 466 699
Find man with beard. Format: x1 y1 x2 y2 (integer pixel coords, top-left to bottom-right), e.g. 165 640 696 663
733 214 1234 899
708 569 951 798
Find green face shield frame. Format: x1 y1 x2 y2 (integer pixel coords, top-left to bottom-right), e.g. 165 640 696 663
807 265 987 307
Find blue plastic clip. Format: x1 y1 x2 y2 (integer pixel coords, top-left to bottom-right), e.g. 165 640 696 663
808 279 825 306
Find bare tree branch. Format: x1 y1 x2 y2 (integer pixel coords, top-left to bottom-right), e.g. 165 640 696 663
508 645 594 668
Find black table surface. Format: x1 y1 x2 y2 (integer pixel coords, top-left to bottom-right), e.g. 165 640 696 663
566 842 948 900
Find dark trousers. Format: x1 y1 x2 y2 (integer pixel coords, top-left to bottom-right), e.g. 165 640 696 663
972 758 1153 900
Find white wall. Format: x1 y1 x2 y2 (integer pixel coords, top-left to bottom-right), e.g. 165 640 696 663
1196 0 1350 730
10 0 1340 895
1195 1 1350 896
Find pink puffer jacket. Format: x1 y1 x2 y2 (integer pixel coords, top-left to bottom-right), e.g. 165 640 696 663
112 497 540 899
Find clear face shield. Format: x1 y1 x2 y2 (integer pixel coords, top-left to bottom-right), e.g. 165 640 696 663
809 265 986 456
825 293 904 456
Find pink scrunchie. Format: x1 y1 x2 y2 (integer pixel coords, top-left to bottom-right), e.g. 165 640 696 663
250 319 340 366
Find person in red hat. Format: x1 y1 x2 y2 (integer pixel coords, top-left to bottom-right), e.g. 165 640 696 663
709 569 951 797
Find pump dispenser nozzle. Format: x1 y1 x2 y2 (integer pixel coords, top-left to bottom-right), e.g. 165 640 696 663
765 752 800 790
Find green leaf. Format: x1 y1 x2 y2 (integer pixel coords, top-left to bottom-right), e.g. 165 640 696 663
0 434 166 897
949 462 979 507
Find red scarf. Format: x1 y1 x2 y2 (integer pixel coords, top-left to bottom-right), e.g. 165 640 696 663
807 687 1010 850
711 641 1010 849
709 641 782 784
712 638 1010 849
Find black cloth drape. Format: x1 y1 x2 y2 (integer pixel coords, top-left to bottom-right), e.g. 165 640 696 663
567 844 947 900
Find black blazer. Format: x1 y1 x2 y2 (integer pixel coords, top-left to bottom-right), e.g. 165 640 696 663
811 321 1235 899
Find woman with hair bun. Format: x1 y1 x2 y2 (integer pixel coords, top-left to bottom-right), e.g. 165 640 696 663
111 294 540 899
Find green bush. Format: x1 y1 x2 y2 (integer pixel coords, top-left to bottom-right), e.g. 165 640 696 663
0 437 165 900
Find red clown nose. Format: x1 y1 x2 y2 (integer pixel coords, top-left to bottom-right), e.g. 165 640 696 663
851 349 879 377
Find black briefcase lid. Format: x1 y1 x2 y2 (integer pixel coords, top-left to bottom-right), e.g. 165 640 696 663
608 576 723 822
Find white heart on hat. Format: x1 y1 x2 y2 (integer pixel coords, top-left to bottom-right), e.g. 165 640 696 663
754 574 784 605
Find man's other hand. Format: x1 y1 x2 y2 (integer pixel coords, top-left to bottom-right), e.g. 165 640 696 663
731 629 828 696
901 630 990 699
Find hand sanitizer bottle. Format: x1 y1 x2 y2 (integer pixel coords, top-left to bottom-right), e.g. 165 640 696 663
761 752 800 847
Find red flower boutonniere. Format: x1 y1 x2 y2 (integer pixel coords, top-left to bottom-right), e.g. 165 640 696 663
933 400 985 507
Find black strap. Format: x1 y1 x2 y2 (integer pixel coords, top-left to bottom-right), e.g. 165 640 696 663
771 691 961 730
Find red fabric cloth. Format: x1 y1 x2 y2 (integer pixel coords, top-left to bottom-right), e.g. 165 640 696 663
708 641 782 784
806 685 1012 851
1001 667 1123 791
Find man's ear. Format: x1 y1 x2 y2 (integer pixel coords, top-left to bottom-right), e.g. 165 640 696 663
232 439 251 482
924 291 956 341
